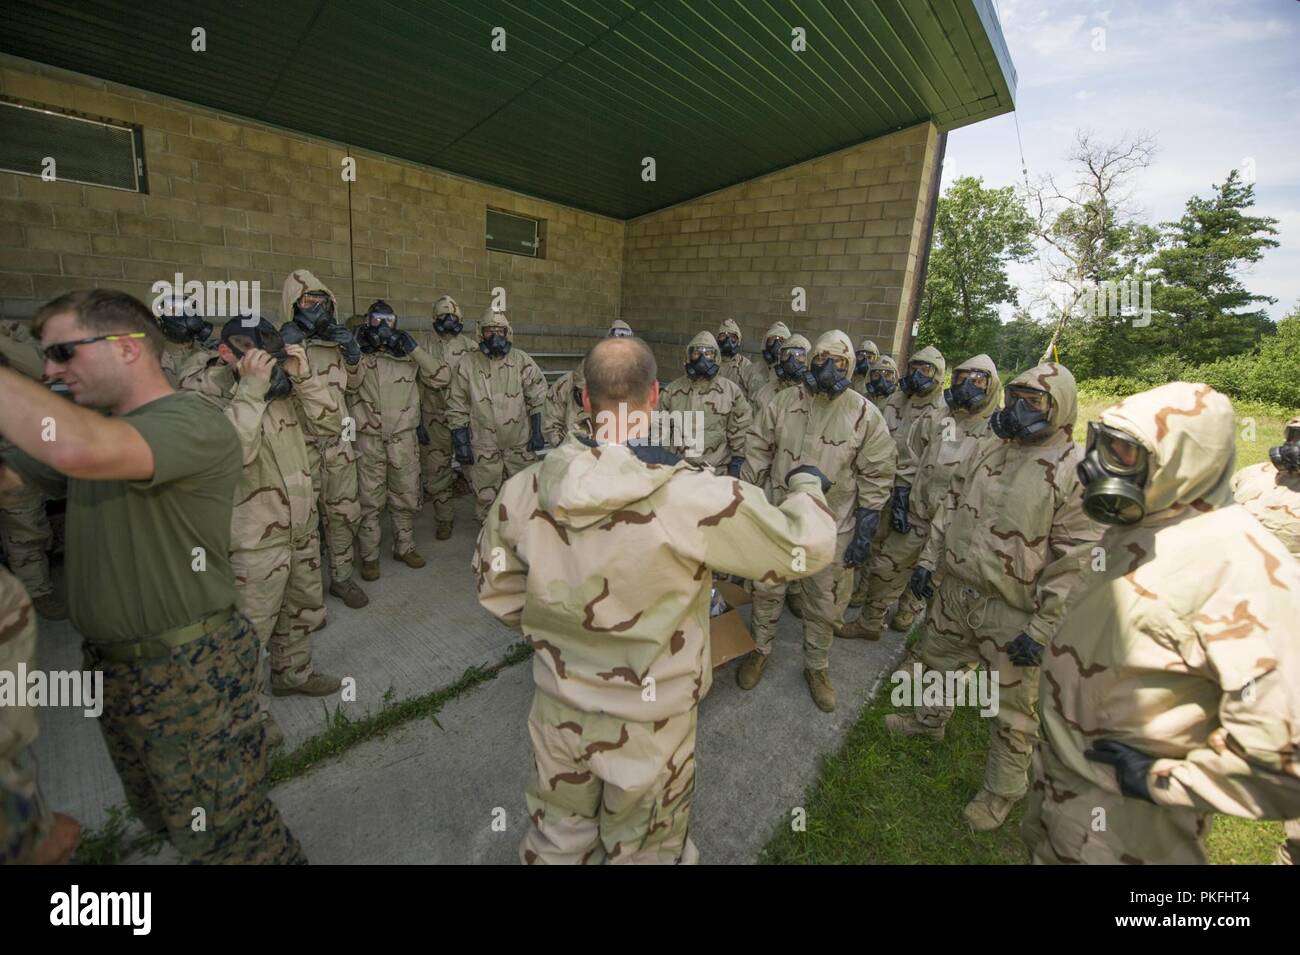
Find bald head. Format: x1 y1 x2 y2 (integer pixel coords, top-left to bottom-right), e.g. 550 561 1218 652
584 337 657 415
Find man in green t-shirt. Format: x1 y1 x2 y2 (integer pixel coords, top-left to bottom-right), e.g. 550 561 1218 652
0 289 305 865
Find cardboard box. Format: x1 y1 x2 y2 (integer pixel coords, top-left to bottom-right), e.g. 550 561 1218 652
709 580 756 669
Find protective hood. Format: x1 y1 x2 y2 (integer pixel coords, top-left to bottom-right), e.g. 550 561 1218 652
538 437 686 531
907 345 947 388
1007 362 1078 434
812 329 854 365
686 329 719 358
763 321 791 342
874 355 898 376
481 307 513 341
950 353 1000 414
782 333 812 354
718 318 742 342
571 361 587 393
433 295 462 319
1098 382 1235 521
609 319 633 336
281 268 338 322
857 338 879 357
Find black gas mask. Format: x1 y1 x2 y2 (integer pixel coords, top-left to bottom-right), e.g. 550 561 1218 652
434 311 463 336
222 317 294 400
480 326 511 358
159 310 212 346
867 370 897 397
685 345 719 380
291 293 335 338
359 304 399 354
900 361 939 397
1268 426 1300 472
990 386 1054 443
718 334 739 357
776 346 807 382
944 369 991 411
762 336 786 366
854 351 876 376
809 354 850 399
1077 421 1150 525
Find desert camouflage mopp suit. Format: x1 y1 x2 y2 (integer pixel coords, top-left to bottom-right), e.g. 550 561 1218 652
543 360 591 447
0 567 46 863
180 352 341 690
350 338 450 562
410 295 475 526
282 270 362 585
855 354 999 636
446 309 546 521
1024 383 1300 864
741 331 896 675
901 362 1101 819
715 318 754 396
659 331 752 472
475 433 837 863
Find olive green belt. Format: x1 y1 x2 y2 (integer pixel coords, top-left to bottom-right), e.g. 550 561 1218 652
87 607 237 665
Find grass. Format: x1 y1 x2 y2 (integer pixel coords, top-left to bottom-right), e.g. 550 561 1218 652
763 388 1290 865
72 641 533 864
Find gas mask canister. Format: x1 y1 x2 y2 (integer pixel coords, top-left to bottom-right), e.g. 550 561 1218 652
990 386 1053 443
1077 421 1150 525
1268 425 1300 472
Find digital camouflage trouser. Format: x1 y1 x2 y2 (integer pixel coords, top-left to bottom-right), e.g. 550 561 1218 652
90 613 306 864
420 409 456 523
466 446 535 523
231 532 325 692
521 690 699 865
356 428 421 561
913 572 1039 800
308 434 360 584
751 530 851 671
858 509 929 630
0 486 53 599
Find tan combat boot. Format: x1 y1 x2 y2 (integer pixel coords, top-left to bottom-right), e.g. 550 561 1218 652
890 608 916 631
394 548 426 569
329 576 369 609
962 789 1018 832
883 712 945 741
261 712 285 749
736 651 770 690
836 616 883 640
435 520 454 540
272 671 343 698
360 559 381 581
804 668 836 712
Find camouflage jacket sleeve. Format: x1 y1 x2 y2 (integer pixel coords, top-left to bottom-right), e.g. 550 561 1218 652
0 323 45 380
473 498 527 631
345 356 363 393
1149 554 1300 819
896 412 936 489
410 345 450 393
919 442 973 571
853 409 897 512
446 361 471 433
1023 474 1101 646
225 376 271 467
726 391 752 461
522 356 546 417
669 470 837 583
740 400 776 488
292 364 343 438
543 378 569 448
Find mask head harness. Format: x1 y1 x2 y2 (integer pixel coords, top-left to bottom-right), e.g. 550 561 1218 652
900 359 939 397
1077 420 1150 525
221 316 293 400
1268 424 1300 472
944 367 991 411
156 295 212 345
479 323 511 358
990 385 1054 443
685 344 719 380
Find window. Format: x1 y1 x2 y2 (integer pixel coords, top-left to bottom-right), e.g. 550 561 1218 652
0 97 146 193
486 207 544 258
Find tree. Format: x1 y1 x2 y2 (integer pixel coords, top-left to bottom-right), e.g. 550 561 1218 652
1146 169 1279 365
989 309 1053 378
916 176 1034 361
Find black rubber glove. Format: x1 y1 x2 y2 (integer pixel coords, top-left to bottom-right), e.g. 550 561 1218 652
1085 739 1156 803
279 321 308 346
842 508 881 568
452 427 474 465
355 325 378 355
785 464 832 494
1006 631 1044 667
526 413 545 452
909 566 934 600
416 423 430 446
890 485 911 533
321 323 360 365
727 456 744 478
391 330 418 358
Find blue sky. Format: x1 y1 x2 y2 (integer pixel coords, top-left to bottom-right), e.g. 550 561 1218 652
943 0 1300 321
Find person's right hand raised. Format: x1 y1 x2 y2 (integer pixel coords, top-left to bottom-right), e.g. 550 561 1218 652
237 348 275 382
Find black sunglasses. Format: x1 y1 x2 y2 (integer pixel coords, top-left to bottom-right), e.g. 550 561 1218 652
43 332 147 363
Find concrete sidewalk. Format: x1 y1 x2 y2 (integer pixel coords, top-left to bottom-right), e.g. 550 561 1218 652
31 493 907 864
